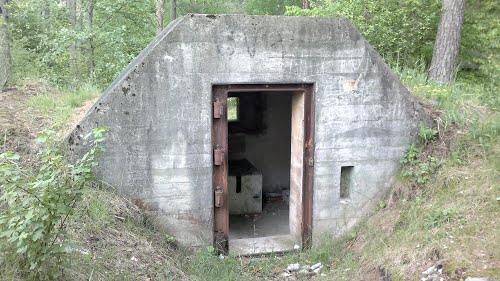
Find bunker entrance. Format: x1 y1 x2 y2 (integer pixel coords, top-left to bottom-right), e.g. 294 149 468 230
212 85 314 255
228 92 292 253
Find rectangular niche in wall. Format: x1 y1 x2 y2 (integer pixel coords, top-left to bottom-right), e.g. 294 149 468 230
340 166 354 199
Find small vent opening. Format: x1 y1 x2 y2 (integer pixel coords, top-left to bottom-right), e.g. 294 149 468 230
227 97 239 121
340 166 353 199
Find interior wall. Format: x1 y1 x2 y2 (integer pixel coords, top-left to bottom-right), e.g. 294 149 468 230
228 92 292 193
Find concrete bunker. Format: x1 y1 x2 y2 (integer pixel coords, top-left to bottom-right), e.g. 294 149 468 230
69 14 426 255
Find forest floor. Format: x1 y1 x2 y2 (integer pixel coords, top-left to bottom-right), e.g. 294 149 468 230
0 75 499 280
0 84 49 165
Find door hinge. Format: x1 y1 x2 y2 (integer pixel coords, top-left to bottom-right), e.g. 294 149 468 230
214 186 224 208
214 146 224 166
213 99 224 119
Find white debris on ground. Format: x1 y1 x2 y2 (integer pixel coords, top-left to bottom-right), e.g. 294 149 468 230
421 264 445 281
287 263 300 272
283 262 324 278
64 245 90 255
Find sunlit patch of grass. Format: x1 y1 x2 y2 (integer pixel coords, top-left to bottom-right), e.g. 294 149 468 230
26 83 100 129
64 84 101 108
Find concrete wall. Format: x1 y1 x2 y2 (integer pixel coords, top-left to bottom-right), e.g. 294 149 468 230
68 14 425 247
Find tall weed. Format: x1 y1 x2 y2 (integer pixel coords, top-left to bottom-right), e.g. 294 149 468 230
0 127 107 279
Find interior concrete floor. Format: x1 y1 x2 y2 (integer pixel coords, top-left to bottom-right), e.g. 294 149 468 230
229 199 289 239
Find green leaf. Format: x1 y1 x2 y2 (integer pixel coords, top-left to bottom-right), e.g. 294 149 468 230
32 229 44 242
17 245 28 254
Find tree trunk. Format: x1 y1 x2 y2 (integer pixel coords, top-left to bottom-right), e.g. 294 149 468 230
66 0 77 78
0 0 11 89
428 0 467 83
88 0 95 80
303 0 310 9
170 0 176 22
156 0 164 35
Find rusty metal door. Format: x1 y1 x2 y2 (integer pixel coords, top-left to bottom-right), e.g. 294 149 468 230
212 87 229 253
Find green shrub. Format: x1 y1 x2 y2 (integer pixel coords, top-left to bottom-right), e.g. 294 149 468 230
424 208 458 228
419 122 438 145
0 127 107 279
400 144 442 185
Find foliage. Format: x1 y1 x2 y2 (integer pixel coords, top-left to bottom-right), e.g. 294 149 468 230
460 0 500 85
6 0 498 90
6 0 244 88
176 0 232 15
8 0 157 87
400 144 442 185
400 144 420 167
419 122 438 145
244 0 302 15
424 207 458 228
286 0 500 84
285 0 441 66
0 127 107 279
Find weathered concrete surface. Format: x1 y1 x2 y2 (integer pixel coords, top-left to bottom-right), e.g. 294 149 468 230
68 14 425 247
230 234 296 255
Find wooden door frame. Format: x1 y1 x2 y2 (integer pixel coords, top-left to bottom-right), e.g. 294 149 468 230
212 84 315 253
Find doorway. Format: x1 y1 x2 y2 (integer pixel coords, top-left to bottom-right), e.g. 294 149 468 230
212 84 314 255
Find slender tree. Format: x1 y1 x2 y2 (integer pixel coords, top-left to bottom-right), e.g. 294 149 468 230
170 0 176 21
156 0 164 35
428 0 467 83
0 0 11 88
67 0 77 77
88 0 95 80
303 0 309 9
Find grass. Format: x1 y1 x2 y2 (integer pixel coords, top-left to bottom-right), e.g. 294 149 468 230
26 83 100 129
62 187 188 281
1 65 498 280
186 234 359 281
